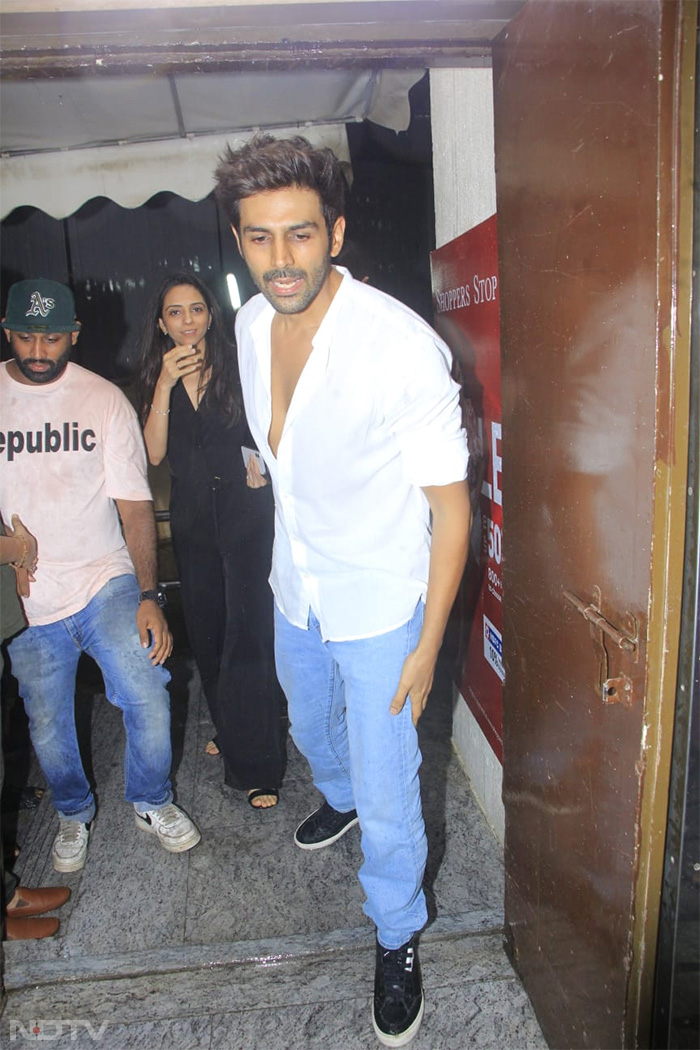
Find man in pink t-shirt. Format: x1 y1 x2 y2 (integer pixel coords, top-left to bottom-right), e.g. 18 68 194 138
1 278 201 873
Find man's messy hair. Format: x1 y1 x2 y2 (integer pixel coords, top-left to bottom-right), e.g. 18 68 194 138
214 134 346 238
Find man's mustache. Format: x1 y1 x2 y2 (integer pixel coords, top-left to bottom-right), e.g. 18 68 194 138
263 269 306 282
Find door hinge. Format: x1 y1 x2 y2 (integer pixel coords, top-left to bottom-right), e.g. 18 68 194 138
562 587 638 706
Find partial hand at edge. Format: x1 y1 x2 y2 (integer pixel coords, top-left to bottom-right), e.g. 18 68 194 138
13 565 36 599
5 514 39 598
246 455 269 489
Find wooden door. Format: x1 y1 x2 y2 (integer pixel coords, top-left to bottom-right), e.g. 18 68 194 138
492 2 696 1047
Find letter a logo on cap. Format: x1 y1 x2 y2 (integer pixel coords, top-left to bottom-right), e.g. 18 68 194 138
4 278 79 333
26 291 56 319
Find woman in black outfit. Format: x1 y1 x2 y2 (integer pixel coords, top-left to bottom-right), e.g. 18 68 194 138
137 272 283 808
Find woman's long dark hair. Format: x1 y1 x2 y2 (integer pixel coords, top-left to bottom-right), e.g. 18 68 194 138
136 272 241 426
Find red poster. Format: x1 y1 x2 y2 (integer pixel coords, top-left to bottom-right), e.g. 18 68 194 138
430 215 503 761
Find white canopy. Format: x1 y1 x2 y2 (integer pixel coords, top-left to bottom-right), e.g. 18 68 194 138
0 68 424 218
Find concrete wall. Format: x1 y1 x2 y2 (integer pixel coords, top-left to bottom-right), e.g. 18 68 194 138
430 66 504 845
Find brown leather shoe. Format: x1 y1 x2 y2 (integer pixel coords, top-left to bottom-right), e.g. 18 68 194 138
6 884 70 918
5 916 60 941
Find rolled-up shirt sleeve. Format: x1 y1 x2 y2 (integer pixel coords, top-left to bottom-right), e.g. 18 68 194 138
384 335 469 489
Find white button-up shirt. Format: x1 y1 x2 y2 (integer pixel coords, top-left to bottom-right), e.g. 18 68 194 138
236 268 469 641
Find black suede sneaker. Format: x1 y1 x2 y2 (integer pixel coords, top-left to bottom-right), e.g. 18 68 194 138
293 801 359 850
372 935 424 1047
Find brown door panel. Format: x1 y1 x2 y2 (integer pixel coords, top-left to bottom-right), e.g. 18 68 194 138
493 1 691 1046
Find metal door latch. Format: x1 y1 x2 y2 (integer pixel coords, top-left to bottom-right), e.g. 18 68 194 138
562 589 638 654
563 587 638 706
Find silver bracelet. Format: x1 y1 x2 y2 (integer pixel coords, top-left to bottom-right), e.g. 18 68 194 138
150 404 170 416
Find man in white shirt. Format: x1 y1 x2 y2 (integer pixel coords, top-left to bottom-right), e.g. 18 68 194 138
215 136 471 1048
1 278 201 875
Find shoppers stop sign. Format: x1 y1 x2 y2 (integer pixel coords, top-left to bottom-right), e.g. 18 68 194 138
430 214 504 761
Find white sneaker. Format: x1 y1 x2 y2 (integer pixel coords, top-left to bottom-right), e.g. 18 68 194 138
134 803 201 853
52 819 90 873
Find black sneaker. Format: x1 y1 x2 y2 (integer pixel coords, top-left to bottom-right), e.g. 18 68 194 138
372 935 424 1047
293 801 359 850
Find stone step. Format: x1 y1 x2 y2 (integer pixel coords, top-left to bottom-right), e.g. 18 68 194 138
1 928 541 1050
2 922 547 1050
3 909 503 991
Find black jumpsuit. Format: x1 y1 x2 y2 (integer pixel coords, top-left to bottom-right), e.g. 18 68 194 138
167 380 284 791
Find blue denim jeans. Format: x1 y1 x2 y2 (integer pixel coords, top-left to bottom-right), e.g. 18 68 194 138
275 602 428 949
8 574 173 823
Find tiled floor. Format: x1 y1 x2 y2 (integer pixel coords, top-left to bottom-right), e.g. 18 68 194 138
1 644 547 1049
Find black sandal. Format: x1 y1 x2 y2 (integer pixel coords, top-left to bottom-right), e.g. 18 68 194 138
247 788 279 809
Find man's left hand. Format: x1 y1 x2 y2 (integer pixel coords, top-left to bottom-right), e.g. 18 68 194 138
389 480 472 727
389 644 437 726
136 600 173 665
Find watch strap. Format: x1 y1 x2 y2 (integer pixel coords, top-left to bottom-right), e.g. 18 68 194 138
139 588 166 608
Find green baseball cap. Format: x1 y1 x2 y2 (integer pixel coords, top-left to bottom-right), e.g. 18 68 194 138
3 278 80 333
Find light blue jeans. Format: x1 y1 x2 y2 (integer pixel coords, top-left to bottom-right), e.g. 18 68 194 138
275 602 428 949
8 574 173 824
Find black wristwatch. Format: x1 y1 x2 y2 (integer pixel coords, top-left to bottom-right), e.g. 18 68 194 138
139 587 167 609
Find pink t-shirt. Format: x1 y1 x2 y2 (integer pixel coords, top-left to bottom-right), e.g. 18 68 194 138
0 362 152 626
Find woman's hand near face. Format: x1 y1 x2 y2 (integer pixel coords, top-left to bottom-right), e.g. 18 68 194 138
158 343 204 390
144 343 204 467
